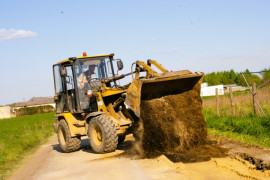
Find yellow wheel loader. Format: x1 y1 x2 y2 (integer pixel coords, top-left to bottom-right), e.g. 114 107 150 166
52 53 205 154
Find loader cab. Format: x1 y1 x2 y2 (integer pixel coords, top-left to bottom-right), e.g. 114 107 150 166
53 53 122 114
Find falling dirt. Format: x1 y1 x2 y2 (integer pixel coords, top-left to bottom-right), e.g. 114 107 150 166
135 89 229 163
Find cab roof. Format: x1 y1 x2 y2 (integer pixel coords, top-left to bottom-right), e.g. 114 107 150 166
57 53 114 65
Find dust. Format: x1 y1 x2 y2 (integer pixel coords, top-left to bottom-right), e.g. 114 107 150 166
136 89 227 162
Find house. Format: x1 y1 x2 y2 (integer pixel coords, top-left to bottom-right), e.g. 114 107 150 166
200 83 224 96
14 97 55 110
200 83 248 97
223 84 247 92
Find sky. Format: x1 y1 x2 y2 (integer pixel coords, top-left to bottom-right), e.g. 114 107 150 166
0 0 269 105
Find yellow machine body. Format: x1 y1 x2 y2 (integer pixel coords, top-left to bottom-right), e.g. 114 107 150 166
52 53 204 153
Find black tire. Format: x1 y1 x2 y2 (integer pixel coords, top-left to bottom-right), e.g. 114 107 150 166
118 135 126 144
57 119 81 153
88 115 118 153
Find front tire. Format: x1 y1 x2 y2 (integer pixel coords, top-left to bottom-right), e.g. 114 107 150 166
88 115 118 153
57 119 81 153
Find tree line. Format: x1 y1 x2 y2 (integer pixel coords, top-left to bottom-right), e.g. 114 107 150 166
203 68 270 87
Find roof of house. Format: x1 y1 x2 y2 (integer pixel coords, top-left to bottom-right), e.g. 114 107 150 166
15 97 54 107
223 84 237 87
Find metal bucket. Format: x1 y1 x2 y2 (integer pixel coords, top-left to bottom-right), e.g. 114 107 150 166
125 70 204 117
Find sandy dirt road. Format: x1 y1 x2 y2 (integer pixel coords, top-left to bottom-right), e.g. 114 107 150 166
10 135 270 180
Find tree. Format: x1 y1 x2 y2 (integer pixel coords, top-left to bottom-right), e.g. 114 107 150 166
203 68 264 87
262 68 270 81
239 69 262 87
203 72 221 86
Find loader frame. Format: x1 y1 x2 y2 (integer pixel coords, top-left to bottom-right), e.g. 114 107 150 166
52 53 135 153
52 53 204 154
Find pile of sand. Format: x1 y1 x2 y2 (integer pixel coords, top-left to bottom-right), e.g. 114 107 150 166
139 90 208 158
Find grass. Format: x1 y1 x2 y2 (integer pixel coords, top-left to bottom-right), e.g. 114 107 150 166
0 112 55 180
202 86 270 148
208 128 270 149
203 108 270 148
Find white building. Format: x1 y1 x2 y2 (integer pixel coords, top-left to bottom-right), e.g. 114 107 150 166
223 84 247 92
201 84 224 96
0 106 15 119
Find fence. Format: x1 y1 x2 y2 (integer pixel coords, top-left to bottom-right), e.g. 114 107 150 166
203 85 270 117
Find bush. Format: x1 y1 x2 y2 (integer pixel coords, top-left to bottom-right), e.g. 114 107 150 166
15 105 55 116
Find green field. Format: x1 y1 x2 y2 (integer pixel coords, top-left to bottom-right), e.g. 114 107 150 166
202 86 270 148
0 113 55 180
203 109 270 148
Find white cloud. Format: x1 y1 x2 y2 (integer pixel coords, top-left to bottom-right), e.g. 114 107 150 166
0 29 37 40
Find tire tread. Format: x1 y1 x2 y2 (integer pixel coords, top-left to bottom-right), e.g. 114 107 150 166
58 120 81 153
89 115 118 153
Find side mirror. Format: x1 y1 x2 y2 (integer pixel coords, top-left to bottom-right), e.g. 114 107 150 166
117 60 123 71
60 66 67 77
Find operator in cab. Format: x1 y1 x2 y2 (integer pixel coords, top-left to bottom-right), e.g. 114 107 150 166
78 64 97 89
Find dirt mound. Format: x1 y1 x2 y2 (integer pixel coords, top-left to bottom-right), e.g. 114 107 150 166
139 90 207 158
165 144 227 163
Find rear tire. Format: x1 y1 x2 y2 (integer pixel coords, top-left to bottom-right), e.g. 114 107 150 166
57 119 81 153
88 115 118 153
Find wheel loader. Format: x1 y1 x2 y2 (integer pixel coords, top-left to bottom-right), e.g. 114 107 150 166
52 52 205 153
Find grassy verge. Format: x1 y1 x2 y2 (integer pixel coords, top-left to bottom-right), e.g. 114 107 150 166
0 113 55 180
203 109 270 148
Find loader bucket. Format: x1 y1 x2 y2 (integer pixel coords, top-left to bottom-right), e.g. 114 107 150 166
125 70 204 117
125 70 207 156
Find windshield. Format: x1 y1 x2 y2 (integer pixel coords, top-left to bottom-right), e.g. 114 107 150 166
74 57 110 111
76 57 109 80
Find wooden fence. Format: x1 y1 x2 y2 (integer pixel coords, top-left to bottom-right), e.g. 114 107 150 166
214 82 268 117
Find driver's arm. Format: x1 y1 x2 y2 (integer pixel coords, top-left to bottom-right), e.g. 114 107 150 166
78 72 88 89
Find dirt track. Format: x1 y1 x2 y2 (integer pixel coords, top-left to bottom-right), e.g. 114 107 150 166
10 135 270 180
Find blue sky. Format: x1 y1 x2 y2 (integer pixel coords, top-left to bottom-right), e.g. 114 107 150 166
0 0 269 105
